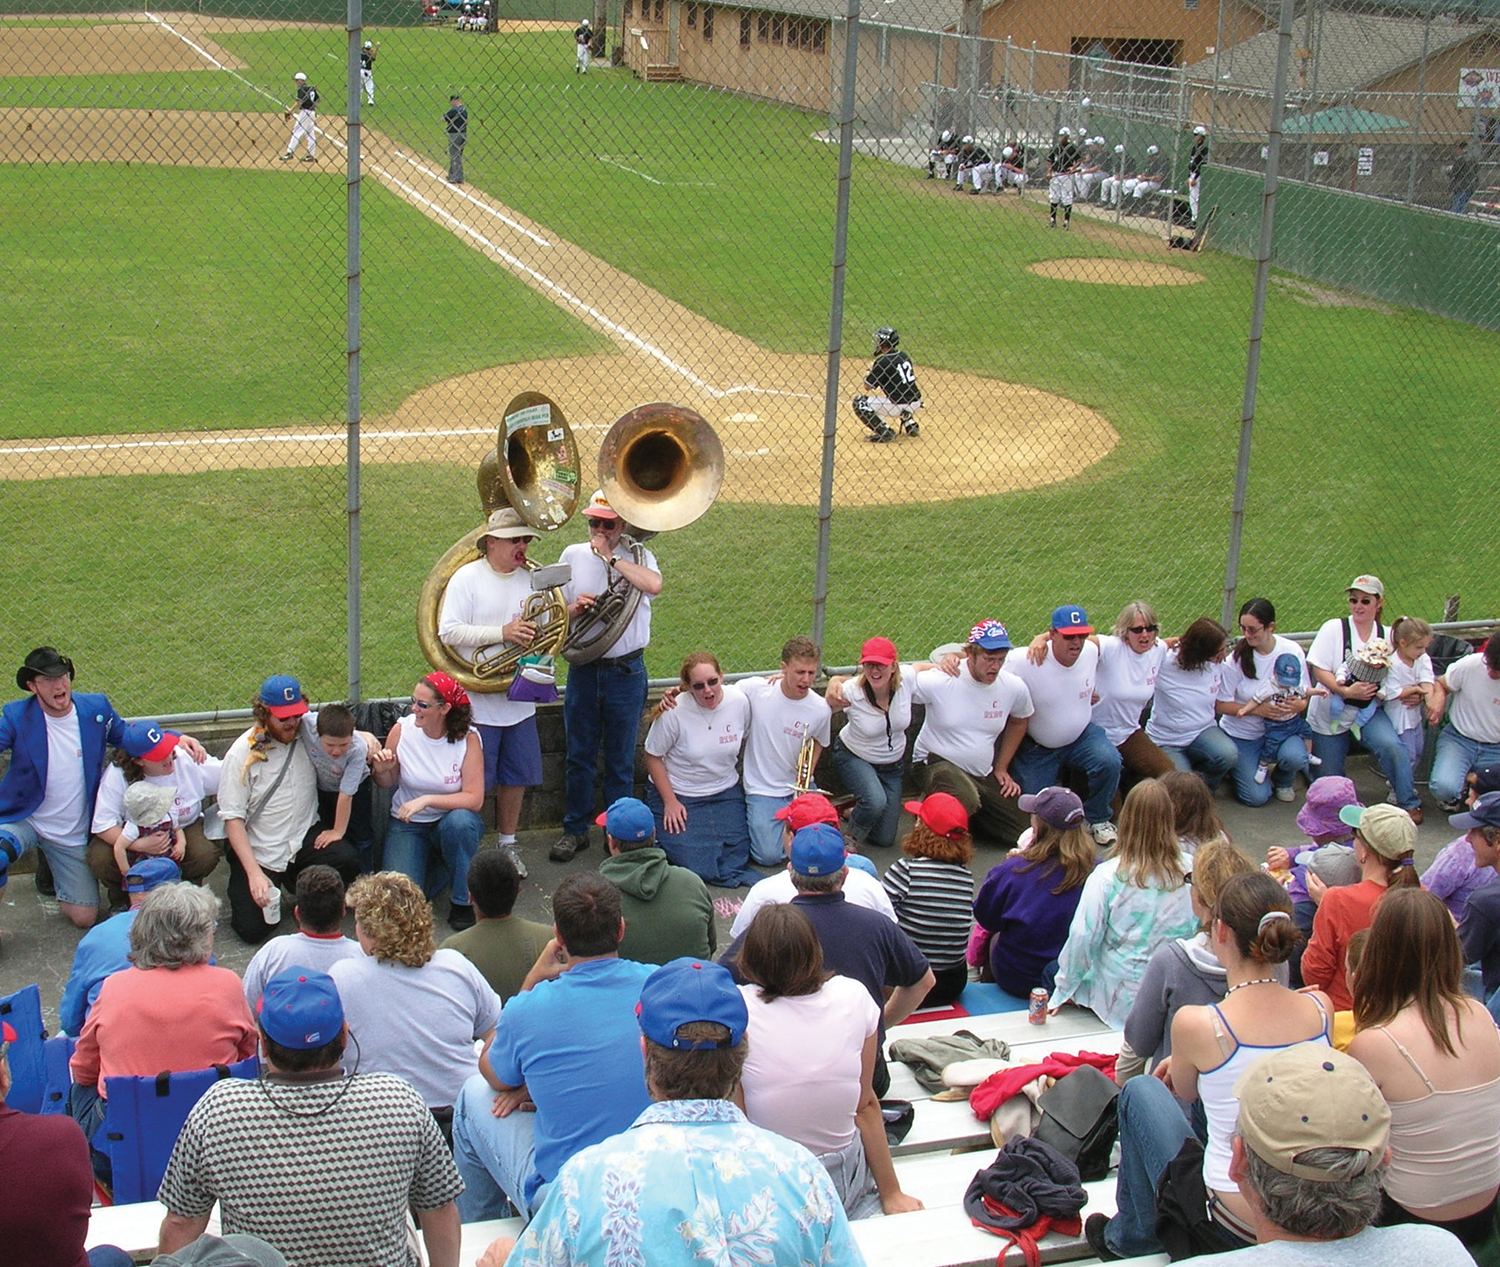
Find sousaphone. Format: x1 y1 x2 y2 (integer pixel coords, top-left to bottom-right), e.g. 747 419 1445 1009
561 403 724 665
416 392 580 694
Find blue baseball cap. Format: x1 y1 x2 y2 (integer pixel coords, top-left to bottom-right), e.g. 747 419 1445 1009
596 796 654 842
790 822 847 876
121 720 181 762
969 620 1013 651
258 675 308 719
636 958 747 1049
1452 791 1500 831
1050 604 1095 635
258 968 344 1049
124 856 182 893
1273 653 1302 686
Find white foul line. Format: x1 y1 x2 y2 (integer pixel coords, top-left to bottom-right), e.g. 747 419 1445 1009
597 154 716 187
392 152 551 246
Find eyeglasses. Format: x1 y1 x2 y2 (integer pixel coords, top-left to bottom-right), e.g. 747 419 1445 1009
1184 872 1193 885
689 676 722 692
411 698 436 710
1348 595 1375 606
1239 624 1264 637
590 518 621 531
1127 624 1159 634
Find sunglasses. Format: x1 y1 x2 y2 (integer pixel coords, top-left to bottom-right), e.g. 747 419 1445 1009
411 698 437 710
1348 595 1376 606
1127 624 1159 634
689 676 722 691
590 518 621 531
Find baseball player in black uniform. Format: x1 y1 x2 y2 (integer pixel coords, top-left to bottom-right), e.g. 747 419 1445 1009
1188 125 1209 225
444 94 467 184
360 41 378 106
954 136 994 193
927 128 957 180
1046 127 1082 228
575 18 593 73
281 73 318 162
851 327 923 443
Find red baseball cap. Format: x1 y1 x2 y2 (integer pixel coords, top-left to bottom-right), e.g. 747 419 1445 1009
859 637 898 665
904 792 970 839
774 793 839 830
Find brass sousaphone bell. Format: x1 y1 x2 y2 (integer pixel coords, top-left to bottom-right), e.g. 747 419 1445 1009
561 403 725 665
416 392 580 694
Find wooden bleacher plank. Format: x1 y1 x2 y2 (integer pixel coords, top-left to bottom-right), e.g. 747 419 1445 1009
893 1003 1114 1047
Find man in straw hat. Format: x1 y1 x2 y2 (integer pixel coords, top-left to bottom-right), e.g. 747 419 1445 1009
475 957 864 1266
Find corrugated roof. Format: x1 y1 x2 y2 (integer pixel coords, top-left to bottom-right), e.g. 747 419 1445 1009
704 0 966 33
1186 9 1493 93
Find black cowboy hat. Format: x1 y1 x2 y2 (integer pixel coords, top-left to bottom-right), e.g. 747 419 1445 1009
17 646 76 691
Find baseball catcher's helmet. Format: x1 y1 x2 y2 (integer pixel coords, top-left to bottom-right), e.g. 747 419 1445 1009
874 326 898 353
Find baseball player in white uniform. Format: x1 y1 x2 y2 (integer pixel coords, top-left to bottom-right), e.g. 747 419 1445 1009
575 18 592 73
359 41 377 106
1074 137 1106 201
1046 127 1082 228
1188 125 1209 223
1123 145 1164 203
998 143 1028 192
928 128 958 181
1100 144 1129 206
281 73 317 162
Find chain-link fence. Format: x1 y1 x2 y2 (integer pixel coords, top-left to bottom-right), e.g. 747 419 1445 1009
1 0 1496 717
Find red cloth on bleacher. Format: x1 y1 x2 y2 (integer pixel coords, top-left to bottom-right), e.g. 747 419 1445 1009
968 1050 1117 1121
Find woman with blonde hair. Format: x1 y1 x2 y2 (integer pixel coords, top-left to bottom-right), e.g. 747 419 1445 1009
881 792 974 1006
1087 871 1331 1259
642 650 755 887
1348 887 1500 1251
971 786 1095 998
1118 839 1258 1081
1050 778 1198 1026
329 871 501 1118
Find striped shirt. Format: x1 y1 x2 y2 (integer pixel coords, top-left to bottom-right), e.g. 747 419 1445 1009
881 856 975 969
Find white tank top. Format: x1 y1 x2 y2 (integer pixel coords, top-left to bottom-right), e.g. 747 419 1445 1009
1199 993 1331 1193
391 713 467 823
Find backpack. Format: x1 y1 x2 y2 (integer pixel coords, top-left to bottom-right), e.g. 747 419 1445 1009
1031 1064 1121 1182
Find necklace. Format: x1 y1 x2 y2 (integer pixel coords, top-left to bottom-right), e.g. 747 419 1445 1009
1226 977 1278 994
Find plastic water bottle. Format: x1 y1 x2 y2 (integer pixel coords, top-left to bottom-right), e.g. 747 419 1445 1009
263 888 281 925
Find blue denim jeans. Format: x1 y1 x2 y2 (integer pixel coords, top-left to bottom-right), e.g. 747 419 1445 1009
1157 725 1238 791
1310 707 1418 809
1009 723 1122 826
828 740 904 848
644 783 757 887
382 810 484 904
1228 732 1308 806
562 653 649 836
1431 726 1500 806
451 1073 541 1225
745 792 793 867
1103 1075 1197 1257
0 818 98 906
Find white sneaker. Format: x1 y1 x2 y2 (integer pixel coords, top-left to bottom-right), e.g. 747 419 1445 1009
1090 821 1118 847
1274 786 1296 802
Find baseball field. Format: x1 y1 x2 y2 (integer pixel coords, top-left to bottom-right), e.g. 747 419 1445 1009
2 11 1496 712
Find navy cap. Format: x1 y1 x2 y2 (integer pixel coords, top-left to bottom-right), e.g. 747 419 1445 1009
790 822 846 876
1452 791 1500 831
258 968 344 1049
596 796 654 842
636 957 747 1049
1273 652 1302 686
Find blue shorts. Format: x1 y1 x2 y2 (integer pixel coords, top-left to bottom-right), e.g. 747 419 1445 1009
475 718 543 790
0 818 99 907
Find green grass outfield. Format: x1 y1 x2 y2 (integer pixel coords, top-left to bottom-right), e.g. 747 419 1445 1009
2 25 1498 710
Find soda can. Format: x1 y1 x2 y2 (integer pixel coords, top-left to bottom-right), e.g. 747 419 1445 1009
1028 987 1049 1025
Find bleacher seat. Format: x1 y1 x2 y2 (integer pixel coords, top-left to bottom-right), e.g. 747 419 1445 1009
100 1057 259 1205
41 1033 77 1115
0 984 47 1114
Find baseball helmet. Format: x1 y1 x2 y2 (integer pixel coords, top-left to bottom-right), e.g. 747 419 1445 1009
364 40 373 47
1147 144 1160 154
1002 146 1014 158
1114 143 1126 153
961 134 974 145
1058 126 1072 136
940 128 953 143
581 16 591 22
874 326 899 353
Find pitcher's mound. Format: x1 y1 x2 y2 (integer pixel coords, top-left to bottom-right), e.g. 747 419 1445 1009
1028 258 1204 287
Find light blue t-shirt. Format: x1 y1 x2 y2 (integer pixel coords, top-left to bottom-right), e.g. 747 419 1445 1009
300 713 369 796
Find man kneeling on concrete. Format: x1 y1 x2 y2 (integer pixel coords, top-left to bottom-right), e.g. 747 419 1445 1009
477 957 865 1266
158 968 463 1267
597 796 714 964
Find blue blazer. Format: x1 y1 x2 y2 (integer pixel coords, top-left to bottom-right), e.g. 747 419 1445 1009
0 692 127 826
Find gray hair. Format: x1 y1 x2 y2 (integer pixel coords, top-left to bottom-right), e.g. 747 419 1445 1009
1112 600 1159 638
129 882 219 969
1240 1138 1384 1240
789 868 845 894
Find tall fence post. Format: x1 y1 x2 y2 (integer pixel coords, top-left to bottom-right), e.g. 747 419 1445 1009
1406 0 1435 206
811 0 862 651
346 0 363 702
1221 0 1295 628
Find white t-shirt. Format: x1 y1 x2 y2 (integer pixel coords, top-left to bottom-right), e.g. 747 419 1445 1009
391 714 470 824
730 867 896 938
738 974 879 1155
1091 637 1166 745
1382 652 1435 735
92 756 224 841
643 682 749 799
242 930 364 1009
559 540 660 658
911 663 1034 778
217 728 320 872
1218 638 1309 741
1172 1222 1471 1267
1442 653 1500 743
1307 617 1387 736
1009 642 1099 750
330 949 502 1109
31 709 88 847
836 670 915 764
739 678 833 798
437 556 538 728
1147 651 1224 748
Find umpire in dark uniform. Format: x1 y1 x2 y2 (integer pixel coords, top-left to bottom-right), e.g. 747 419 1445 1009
444 94 467 185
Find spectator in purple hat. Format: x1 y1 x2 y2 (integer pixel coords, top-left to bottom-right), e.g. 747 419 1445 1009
1265 776 1363 983
971 785 1095 998
89 720 222 913
1009 604 1124 846
911 619 1034 851
1422 764 1500 920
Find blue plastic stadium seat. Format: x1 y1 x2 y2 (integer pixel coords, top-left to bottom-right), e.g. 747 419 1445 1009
41 1033 78 1115
100 1056 259 1204
0 984 47 1114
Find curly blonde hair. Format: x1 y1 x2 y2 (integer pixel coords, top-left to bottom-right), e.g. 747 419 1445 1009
346 872 435 968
